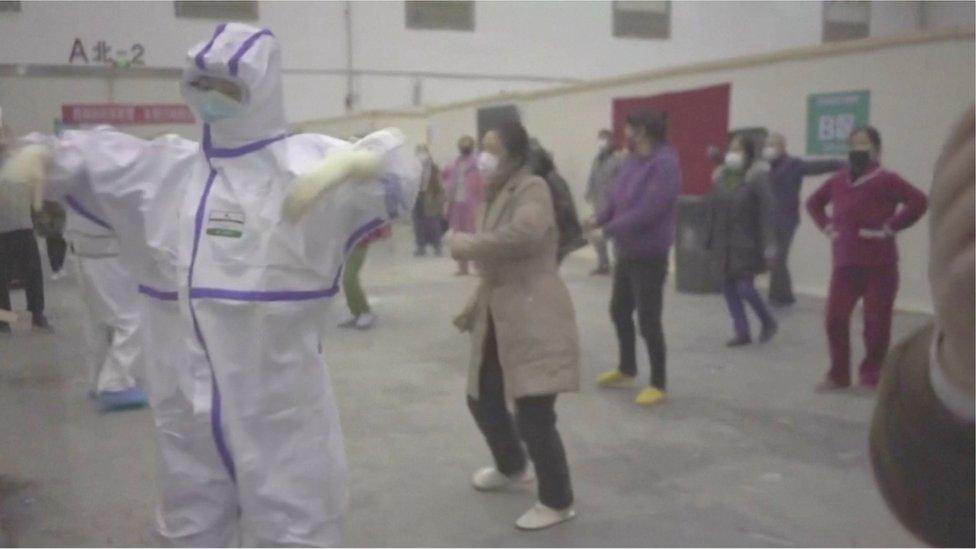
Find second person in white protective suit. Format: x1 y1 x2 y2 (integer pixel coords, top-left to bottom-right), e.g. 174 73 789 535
3 22 419 546
64 180 148 411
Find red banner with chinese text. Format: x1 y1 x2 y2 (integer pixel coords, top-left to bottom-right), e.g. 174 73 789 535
61 104 196 125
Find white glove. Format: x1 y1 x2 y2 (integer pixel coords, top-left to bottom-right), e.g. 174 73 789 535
0 144 52 211
282 149 382 222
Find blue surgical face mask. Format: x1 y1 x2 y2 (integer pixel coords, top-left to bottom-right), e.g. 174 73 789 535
187 89 246 123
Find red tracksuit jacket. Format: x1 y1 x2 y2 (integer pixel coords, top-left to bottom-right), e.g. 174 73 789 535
806 163 928 268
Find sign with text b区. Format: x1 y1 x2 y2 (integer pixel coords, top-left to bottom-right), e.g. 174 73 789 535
806 90 870 155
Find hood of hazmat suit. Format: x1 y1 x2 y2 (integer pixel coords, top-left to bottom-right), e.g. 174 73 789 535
7 22 419 547
181 23 287 148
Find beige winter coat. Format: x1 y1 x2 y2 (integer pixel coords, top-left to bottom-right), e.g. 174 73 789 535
451 164 581 400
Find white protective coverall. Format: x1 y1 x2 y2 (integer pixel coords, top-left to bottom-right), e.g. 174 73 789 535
63 189 145 402
17 23 418 546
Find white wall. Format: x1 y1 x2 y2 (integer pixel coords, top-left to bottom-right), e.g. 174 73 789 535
1 0 972 135
306 30 974 313
922 0 976 29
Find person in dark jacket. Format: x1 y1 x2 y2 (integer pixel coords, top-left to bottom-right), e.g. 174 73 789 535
585 129 622 275
706 134 778 347
0 128 51 333
33 200 68 280
762 133 844 305
412 145 446 257
528 142 586 264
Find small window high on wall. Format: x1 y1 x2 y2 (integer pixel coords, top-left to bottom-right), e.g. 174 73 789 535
613 1 671 40
0 2 21 12
405 1 475 31
174 1 258 20
823 1 871 42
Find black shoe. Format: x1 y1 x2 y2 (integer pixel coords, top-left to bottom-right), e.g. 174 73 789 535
759 321 778 343
726 335 751 347
31 314 52 332
769 297 795 307
0 323 10 335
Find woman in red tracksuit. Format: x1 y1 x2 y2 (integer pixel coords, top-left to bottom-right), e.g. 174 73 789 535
806 126 927 390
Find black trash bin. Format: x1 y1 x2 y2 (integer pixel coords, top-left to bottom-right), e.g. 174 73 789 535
675 195 721 294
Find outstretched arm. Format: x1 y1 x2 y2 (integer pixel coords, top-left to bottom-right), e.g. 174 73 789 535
283 128 420 224
1 135 79 204
283 128 421 280
3 129 190 210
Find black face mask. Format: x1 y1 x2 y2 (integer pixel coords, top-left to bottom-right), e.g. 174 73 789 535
848 150 871 177
459 147 473 156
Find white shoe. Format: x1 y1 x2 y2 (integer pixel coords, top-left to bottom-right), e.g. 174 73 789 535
337 315 358 329
515 502 576 530
50 270 66 281
355 312 376 330
471 466 535 491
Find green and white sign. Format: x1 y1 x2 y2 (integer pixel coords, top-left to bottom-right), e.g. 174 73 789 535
806 90 870 155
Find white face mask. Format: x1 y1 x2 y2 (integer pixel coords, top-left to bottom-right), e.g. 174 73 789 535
762 146 780 161
725 151 745 170
477 151 500 177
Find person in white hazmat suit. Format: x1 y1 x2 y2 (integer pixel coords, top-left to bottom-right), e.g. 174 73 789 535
61 163 149 411
2 22 419 546
56 124 148 411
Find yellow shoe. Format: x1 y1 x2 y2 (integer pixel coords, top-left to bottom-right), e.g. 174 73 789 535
635 386 666 406
596 370 636 388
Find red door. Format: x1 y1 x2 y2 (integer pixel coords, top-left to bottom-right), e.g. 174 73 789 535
613 83 730 196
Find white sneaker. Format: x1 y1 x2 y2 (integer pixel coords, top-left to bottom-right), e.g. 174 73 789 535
355 312 376 330
50 270 66 281
515 502 576 531
471 466 535 491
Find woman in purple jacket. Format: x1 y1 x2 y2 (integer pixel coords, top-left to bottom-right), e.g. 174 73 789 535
585 111 682 407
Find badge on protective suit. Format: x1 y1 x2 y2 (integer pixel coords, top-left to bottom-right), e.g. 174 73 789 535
207 210 245 238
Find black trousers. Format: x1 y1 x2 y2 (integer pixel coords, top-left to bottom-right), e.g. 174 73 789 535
769 222 797 304
610 254 668 389
47 235 67 273
467 316 574 510
0 229 45 317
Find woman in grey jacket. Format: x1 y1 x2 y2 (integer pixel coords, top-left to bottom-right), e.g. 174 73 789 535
706 134 778 347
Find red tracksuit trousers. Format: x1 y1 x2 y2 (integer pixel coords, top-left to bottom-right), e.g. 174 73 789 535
825 263 899 386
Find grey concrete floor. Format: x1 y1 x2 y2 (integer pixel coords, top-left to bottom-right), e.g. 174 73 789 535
0 232 925 547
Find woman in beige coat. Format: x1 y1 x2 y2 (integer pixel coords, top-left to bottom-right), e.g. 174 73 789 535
450 121 581 531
